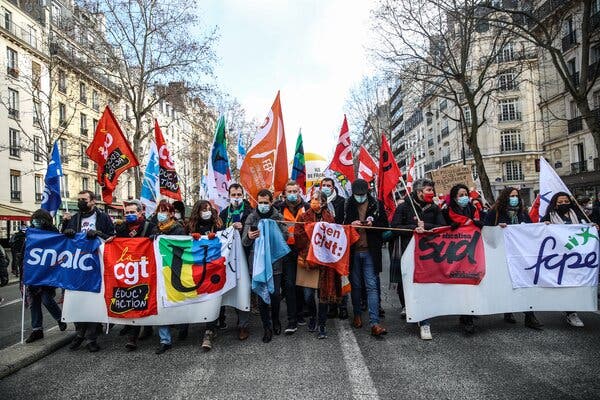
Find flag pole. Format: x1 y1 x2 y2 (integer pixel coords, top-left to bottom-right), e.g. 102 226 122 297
60 175 69 213
398 175 422 223
20 285 26 344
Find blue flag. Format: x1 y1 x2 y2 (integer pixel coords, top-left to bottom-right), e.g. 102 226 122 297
140 141 160 217
23 228 102 292
237 131 246 170
40 142 63 216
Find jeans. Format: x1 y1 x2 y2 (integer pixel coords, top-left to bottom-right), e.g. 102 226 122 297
158 326 172 345
303 287 317 319
30 289 62 330
350 251 380 326
237 310 250 328
283 250 300 323
258 274 281 329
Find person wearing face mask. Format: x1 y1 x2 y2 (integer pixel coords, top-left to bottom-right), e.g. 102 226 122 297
185 200 224 351
442 184 484 335
274 180 309 335
113 199 156 350
172 200 187 225
242 189 288 343
391 178 446 340
343 179 389 337
542 192 590 328
21 209 68 344
294 190 339 338
485 187 543 330
62 190 115 353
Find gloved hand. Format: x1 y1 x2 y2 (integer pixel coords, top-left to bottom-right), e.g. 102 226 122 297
86 230 98 239
207 232 217 240
191 233 201 241
148 234 157 241
63 229 76 238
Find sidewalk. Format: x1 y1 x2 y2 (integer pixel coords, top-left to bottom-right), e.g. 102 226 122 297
0 329 75 379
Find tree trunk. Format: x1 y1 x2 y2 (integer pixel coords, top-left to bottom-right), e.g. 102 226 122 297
467 115 495 204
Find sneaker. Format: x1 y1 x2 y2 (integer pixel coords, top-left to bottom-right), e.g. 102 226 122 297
284 323 298 335
155 343 172 354
317 325 327 339
86 341 100 352
297 317 307 326
566 312 584 327
69 336 84 350
25 330 44 344
202 330 215 351
307 317 317 332
58 322 67 331
419 324 432 340
400 307 406 320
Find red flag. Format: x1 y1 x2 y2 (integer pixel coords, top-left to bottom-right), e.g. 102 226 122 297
529 194 541 223
240 91 288 205
86 106 139 204
357 146 378 183
377 134 401 221
154 120 182 200
406 155 415 193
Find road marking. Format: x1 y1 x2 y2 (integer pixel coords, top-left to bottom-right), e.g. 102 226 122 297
335 319 380 400
0 298 21 308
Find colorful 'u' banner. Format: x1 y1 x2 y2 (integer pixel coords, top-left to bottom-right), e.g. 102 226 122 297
305 222 359 276
503 224 599 288
157 228 238 307
413 225 485 285
103 238 158 318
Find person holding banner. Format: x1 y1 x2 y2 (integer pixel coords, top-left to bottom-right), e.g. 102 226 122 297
295 190 340 339
484 187 544 330
541 192 592 328
242 189 288 343
186 200 224 351
391 178 445 339
113 199 156 350
443 184 484 335
22 209 67 343
344 179 388 337
63 190 115 353
152 200 187 354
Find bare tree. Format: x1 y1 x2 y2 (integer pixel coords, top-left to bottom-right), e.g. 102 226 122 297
82 0 218 196
372 0 520 202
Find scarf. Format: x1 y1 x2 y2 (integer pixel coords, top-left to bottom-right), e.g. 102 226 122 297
549 209 579 225
126 219 144 237
506 207 520 225
225 202 245 227
448 205 480 226
158 219 176 233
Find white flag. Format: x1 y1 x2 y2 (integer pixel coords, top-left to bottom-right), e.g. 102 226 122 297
539 157 571 218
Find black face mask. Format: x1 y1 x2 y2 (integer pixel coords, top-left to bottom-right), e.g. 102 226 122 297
78 199 90 212
556 204 571 215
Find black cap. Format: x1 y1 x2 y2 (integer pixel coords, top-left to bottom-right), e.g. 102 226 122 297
351 179 369 195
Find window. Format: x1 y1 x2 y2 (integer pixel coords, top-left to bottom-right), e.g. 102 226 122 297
463 108 472 125
33 100 41 125
4 9 12 30
504 161 523 181
500 129 523 152
94 181 100 198
570 101 580 118
80 144 88 168
592 46 600 64
59 102 66 126
35 175 43 202
92 90 99 111
563 16 574 36
79 82 87 104
498 99 520 122
439 99 447 111
34 135 43 162
497 42 514 63
498 69 518 91
10 170 21 201
59 138 68 164
80 113 87 136
6 47 18 77
92 118 98 133
58 69 66 93
8 88 19 119
567 58 578 85
593 0 600 14
82 177 89 191
31 61 41 90
9 128 20 157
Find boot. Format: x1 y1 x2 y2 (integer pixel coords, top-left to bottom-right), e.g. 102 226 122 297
25 330 44 343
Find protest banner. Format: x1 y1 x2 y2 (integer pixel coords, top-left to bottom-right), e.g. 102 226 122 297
503 224 599 288
413 225 485 285
305 222 359 276
402 226 599 322
23 228 102 293
62 228 250 325
103 238 158 318
430 164 475 196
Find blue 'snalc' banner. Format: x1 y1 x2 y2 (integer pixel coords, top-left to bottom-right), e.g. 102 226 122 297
23 228 102 292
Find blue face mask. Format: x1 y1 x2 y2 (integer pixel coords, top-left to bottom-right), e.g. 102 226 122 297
286 193 298 203
509 197 519 207
457 196 470 208
257 204 271 214
321 187 332 197
354 194 368 204
157 212 169 223
125 214 138 223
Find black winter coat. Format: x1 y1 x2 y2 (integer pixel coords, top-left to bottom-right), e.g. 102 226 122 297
391 194 446 254
62 207 115 239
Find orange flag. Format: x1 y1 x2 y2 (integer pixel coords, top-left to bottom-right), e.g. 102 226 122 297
86 106 139 204
377 134 401 221
240 91 288 204
154 120 182 200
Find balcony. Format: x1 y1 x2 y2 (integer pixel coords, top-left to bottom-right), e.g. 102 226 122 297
561 31 577 52
8 108 19 119
570 161 587 174
434 160 442 168
9 146 20 158
0 20 39 50
501 142 524 153
567 116 583 133
424 162 434 171
11 191 21 201
35 193 43 202
498 112 521 123
6 67 19 78
441 127 450 138
81 128 89 136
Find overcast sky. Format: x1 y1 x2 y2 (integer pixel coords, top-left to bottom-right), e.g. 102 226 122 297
201 0 376 160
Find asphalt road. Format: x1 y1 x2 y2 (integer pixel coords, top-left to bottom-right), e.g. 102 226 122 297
1 252 600 399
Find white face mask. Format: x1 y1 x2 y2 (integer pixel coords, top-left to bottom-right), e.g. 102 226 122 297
230 198 243 207
174 212 182 220
201 211 212 220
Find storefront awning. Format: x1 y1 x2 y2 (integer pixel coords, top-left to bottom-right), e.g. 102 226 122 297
0 203 32 221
